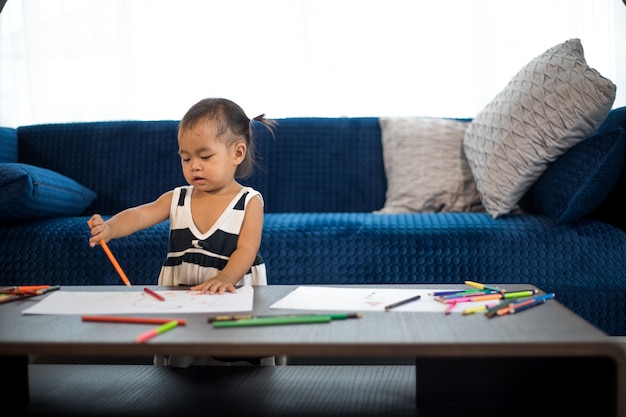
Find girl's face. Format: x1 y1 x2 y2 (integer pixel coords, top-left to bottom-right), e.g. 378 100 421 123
177 119 245 193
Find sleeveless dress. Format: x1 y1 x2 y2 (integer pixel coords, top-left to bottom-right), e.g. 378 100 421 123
154 185 274 367
157 185 267 287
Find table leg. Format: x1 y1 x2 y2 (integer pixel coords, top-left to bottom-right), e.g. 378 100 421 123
2 355 29 404
415 356 617 415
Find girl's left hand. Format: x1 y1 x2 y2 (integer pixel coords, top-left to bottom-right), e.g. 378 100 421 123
191 275 237 295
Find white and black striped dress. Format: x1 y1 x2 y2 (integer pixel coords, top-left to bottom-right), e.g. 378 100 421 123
157 185 267 287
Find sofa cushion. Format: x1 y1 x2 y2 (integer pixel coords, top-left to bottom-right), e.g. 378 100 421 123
588 106 626 231
519 128 626 224
0 163 97 222
463 38 616 218
376 117 482 213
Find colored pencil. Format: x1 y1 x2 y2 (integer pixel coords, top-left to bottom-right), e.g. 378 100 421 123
428 289 481 297
144 287 165 301
88 220 132 287
508 300 548 314
384 295 421 311
0 292 39 304
100 241 132 287
464 280 505 293
444 300 457 315
485 299 518 318
508 293 556 314
0 285 51 294
134 320 179 343
82 315 187 325
208 312 362 323
446 289 537 304
13 285 61 295
462 303 497 316
213 315 334 328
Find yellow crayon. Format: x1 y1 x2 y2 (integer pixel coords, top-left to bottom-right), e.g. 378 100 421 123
464 280 505 293
462 303 496 316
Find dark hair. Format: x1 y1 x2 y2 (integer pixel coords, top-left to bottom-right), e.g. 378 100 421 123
178 98 276 179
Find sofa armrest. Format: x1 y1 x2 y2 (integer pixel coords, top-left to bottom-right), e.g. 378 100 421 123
0 127 17 163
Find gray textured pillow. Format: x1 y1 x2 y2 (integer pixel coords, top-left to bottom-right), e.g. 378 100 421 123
376 117 483 213
463 38 616 218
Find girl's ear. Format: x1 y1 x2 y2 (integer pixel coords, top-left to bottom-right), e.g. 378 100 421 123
233 141 246 165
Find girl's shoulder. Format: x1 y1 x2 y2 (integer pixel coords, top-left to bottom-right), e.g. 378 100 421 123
160 186 192 207
241 186 263 205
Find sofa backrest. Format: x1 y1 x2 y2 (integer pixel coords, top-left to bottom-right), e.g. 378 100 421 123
243 117 386 213
18 121 185 215
16 117 387 215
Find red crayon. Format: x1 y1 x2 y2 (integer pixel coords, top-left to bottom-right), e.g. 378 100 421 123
143 287 165 302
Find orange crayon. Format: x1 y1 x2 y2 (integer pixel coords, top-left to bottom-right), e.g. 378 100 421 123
88 220 132 287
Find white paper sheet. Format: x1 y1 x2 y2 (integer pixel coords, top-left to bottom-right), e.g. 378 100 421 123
269 286 498 313
21 285 254 315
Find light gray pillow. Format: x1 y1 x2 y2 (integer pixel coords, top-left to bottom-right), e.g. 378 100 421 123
376 117 483 213
463 38 616 218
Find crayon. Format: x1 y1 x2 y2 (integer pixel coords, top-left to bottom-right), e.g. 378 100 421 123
384 295 421 311
88 220 132 287
0 285 51 294
464 280 505 293
208 312 361 323
82 316 187 325
213 315 333 328
144 287 165 301
134 320 178 343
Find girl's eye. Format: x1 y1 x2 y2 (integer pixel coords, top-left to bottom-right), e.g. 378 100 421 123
181 157 190 162
201 155 211 160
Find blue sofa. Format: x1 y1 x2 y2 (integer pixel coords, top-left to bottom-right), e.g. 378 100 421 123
1 108 625 336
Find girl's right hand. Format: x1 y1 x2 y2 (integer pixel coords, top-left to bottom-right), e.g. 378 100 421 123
88 214 111 247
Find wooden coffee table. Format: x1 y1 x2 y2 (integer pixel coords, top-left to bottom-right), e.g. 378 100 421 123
1 284 624 416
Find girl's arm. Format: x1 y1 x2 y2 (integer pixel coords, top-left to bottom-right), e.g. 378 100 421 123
89 191 173 247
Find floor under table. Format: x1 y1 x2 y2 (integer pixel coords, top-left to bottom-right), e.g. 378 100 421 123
20 364 420 417
15 359 621 417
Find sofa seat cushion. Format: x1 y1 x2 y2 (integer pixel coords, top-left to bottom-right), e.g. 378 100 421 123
261 211 626 290
0 216 168 285
1 212 625 335
0 163 97 223
260 212 626 335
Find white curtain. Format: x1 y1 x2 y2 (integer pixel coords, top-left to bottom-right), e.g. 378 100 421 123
1 0 624 127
